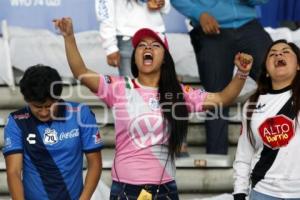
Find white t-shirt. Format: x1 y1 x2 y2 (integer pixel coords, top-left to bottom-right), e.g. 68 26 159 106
233 87 300 198
95 0 170 55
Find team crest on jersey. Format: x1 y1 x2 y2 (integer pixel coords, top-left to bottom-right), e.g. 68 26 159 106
148 98 160 111
43 128 58 145
258 114 295 149
104 75 112 84
199 88 206 94
93 131 102 144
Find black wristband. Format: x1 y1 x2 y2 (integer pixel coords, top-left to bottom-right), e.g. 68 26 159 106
233 193 246 200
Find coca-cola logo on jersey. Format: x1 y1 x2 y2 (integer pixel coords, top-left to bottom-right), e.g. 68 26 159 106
129 113 169 148
258 114 295 149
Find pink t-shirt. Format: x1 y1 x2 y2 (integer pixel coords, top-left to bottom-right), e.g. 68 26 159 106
97 75 208 184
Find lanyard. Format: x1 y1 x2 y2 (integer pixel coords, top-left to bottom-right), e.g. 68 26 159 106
113 153 170 199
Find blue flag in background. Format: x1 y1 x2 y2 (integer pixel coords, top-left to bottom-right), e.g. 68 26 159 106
0 0 99 33
0 0 188 33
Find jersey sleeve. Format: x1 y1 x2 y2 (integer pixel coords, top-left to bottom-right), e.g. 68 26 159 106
233 102 255 196
96 75 124 107
2 115 23 156
79 105 104 153
182 84 208 112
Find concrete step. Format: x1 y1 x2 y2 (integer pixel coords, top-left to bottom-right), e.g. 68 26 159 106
0 166 233 194
99 149 235 192
0 172 8 194
100 147 236 192
0 146 236 194
101 152 234 169
0 196 10 200
0 194 231 200
100 147 237 166
0 194 233 200
0 147 237 170
99 168 233 193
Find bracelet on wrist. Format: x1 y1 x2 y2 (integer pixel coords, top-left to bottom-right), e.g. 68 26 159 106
236 70 249 80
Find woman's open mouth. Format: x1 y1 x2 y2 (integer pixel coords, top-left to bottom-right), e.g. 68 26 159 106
275 59 287 68
143 52 153 65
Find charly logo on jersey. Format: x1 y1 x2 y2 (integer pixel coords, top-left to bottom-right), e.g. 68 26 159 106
26 133 36 144
258 114 295 149
129 113 169 148
43 128 58 145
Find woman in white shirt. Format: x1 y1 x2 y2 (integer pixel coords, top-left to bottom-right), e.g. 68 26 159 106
95 0 170 77
233 40 300 200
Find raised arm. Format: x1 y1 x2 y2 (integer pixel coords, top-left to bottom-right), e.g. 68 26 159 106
203 53 253 110
53 17 100 93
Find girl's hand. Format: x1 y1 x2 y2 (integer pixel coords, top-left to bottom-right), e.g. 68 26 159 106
234 52 253 73
148 0 165 10
157 0 165 8
53 17 74 37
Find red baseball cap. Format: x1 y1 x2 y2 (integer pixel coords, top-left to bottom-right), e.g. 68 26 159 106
132 28 169 50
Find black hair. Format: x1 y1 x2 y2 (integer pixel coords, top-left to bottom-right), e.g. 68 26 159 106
19 64 63 103
246 39 300 146
131 47 189 161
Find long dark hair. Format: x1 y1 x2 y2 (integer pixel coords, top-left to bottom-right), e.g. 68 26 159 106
246 40 300 146
131 48 189 161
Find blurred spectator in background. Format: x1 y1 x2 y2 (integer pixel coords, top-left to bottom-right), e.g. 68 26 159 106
95 0 170 77
171 0 273 155
260 0 300 30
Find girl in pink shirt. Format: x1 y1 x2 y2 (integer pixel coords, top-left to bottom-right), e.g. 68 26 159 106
54 17 253 200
